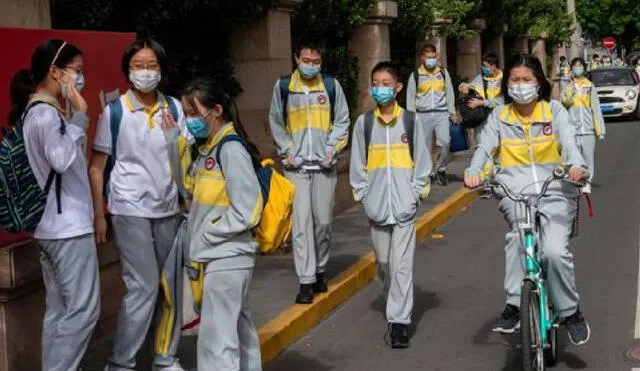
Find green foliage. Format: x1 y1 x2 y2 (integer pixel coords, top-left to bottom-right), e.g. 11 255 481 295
577 0 640 51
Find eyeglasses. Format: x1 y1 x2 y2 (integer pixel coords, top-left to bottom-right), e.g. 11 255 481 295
129 62 160 71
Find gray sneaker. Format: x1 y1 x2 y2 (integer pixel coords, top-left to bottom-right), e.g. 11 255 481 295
492 304 520 334
564 308 591 346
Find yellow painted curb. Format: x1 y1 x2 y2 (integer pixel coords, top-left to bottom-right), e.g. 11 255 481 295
258 187 481 363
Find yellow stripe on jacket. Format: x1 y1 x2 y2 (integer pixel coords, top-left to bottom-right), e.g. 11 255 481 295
366 143 413 171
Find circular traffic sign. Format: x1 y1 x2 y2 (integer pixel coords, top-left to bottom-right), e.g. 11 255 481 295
602 37 616 50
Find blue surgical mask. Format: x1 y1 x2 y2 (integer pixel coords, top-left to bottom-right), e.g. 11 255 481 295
482 66 493 76
186 117 211 139
572 67 584 77
298 64 321 79
370 87 396 105
425 58 438 69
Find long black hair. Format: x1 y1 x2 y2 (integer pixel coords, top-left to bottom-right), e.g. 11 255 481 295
9 39 82 125
502 54 552 104
181 77 260 159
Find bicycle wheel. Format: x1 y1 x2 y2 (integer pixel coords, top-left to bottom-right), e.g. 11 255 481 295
521 280 545 371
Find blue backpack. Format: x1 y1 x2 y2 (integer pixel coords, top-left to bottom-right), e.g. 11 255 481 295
0 101 64 233
102 97 179 198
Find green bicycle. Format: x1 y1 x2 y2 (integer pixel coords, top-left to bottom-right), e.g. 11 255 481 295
486 166 582 371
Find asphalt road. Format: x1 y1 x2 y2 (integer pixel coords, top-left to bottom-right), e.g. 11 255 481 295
265 119 640 371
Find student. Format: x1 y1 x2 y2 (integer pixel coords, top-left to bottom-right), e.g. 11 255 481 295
556 56 571 94
89 38 188 371
589 54 600 71
459 51 505 116
269 40 350 304
601 55 612 67
350 62 431 349
10 39 99 371
561 57 605 194
162 77 263 371
406 43 457 186
464 54 591 346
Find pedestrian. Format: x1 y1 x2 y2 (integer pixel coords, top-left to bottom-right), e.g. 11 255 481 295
162 77 263 371
405 43 457 186
561 57 605 194
634 58 640 76
589 54 600 71
268 40 350 304
350 61 431 349
89 38 188 371
464 54 591 346
459 51 505 116
9 39 100 371
556 56 571 94
601 55 612 67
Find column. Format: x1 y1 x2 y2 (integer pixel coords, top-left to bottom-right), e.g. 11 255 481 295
423 18 453 67
348 1 398 114
484 24 508 69
456 18 486 80
0 0 50 28
532 33 548 70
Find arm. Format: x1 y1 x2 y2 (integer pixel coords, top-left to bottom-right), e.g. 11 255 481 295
412 116 432 199
349 116 368 202
553 102 586 169
201 142 263 245
466 110 501 176
590 86 606 136
268 80 294 156
483 94 505 109
164 127 195 199
327 80 351 154
35 108 88 174
406 72 417 112
560 83 575 107
444 69 456 115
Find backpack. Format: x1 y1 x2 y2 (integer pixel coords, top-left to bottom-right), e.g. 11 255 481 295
457 78 491 128
279 73 337 123
363 110 416 161
215 134 295 253
413 68 447 90
102 96 179 199
0 101 63 233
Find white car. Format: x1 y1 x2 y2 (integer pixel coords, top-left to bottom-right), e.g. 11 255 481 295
589 67 640 120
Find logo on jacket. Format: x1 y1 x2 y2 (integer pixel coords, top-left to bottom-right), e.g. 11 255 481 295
317 94 327 105
543 124 553 136
205 157 216 170
401 133 409 143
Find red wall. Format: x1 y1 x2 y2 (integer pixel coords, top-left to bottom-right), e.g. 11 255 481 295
0 28 135 246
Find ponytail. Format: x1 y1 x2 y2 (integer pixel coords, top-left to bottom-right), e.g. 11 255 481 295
9 69 35 126
225 95 261 160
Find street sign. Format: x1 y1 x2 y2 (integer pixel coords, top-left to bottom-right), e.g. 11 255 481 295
602 37 616 50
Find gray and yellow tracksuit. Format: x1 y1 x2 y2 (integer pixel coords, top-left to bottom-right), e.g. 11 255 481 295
561 77 606 183
557 63 571 93
165 123 263 371
468 71 505 110
350 103 431 324
269 70 350 284
466 101 587 318
406 66 455 172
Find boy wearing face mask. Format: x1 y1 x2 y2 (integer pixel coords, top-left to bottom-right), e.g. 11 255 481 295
459 52 505 114
405 43 456 186
269 41 350 304
561 58 605 194
90 38 190 371
350 62 431 349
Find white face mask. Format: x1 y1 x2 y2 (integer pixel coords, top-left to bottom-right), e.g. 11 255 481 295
508 83 539 104
129 69 161 93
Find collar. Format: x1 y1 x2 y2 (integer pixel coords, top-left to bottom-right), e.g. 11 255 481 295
199 122 236 155
572 77 592 88
29 93 64 114
499 101 552 126
418 65 442 76
374 101 402 125
124 89 168 112
288 70 325 93
484 70 503 82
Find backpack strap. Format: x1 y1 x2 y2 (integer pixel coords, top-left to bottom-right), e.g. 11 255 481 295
414 69 420 89
363 111 375 162
215 134 267 202
403 110 416 160
322 75 336 123
279 74 292 124
107 99 123 167
483 77 489 100
166 96 180 122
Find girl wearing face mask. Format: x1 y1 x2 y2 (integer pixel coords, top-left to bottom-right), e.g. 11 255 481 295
464 54 591 347
162 78 263 370
89 38 189 371
9 39 99 371
561 58 605 194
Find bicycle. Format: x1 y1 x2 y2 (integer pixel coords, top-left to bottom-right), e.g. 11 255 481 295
485 166 584 371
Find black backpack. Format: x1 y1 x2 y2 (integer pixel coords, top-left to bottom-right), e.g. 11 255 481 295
362 110 416 161
457 78 492 128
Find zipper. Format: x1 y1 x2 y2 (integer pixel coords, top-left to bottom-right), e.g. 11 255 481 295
577 83 585 135
306 92 313 161
524 129 541 193
386 125 394 223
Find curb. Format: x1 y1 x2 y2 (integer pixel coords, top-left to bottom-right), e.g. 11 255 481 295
258 187 481 364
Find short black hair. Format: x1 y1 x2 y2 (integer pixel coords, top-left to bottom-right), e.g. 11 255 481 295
419 43 437 54
295 39 325 57
560 56 567 61
593 54 600 59
482 52 499 66
371 61 400 82
503 54 552 104
571 58 586 68
121 38 168 82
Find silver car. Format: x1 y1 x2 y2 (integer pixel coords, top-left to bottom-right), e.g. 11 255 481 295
589 67 640 120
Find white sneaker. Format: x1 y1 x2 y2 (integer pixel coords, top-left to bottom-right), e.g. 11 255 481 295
581 183 592 194
153 360 186 371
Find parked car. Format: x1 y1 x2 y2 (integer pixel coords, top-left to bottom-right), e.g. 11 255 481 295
588 67 640 120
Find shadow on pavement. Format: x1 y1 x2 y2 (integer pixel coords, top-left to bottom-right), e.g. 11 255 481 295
264 350 334 371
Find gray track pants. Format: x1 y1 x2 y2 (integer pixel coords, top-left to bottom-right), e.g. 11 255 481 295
499 195 580 317
577 134 596 182
37 233 100 371
285 168 338 284
108 214 182 369
419 111 451 172
198 267 261 371
370 221 416 324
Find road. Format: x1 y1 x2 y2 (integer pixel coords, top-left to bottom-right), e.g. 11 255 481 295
265 119 640 371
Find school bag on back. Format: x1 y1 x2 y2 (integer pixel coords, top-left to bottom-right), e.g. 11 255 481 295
215 134 295 253
0 101 63 233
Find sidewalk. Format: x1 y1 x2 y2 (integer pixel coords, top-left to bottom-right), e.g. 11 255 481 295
82 149 476 370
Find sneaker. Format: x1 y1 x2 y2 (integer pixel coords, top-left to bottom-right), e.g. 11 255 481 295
492 304 520 334
564 308 591 346
436 170 449 186
390 323 410 349
313 272 328 293
295 284 314 304
581 183 592 194
153 360 186 371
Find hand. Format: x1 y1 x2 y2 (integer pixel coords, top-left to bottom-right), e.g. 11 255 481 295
94 215 108 245
451 113 462 124
598 135 605 140
326 152 334 164
464 174 482 189
467 98 484 109
459 84 470 95
287 154 296 166
65 83 88 114
568 167 588 183
160 108 179 131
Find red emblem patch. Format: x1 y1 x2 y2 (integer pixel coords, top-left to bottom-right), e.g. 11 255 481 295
317 94 327 105
205 157 216 170
543 125 553 136
401 133 409 143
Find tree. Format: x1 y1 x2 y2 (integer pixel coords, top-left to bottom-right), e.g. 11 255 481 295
577 0 640 52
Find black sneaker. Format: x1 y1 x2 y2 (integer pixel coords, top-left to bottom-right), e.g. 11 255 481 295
390 323 410 349
313 273 328 293
492 304 520 334
564 308 591 346
295 284 314 304
436 170 448 186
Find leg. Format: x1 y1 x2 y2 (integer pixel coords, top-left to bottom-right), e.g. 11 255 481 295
285 171 316 284
498 198 527 308
237 270 262 371
578 135 596 183
418 113 435 166
39 245 64 367
386 222 416 324
38 234 100 371
311 168 338 275
109 215 160 369
434 113 451 172
369 222 393 294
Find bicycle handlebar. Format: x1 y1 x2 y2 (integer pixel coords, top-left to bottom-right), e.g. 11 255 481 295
484 166 585 203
